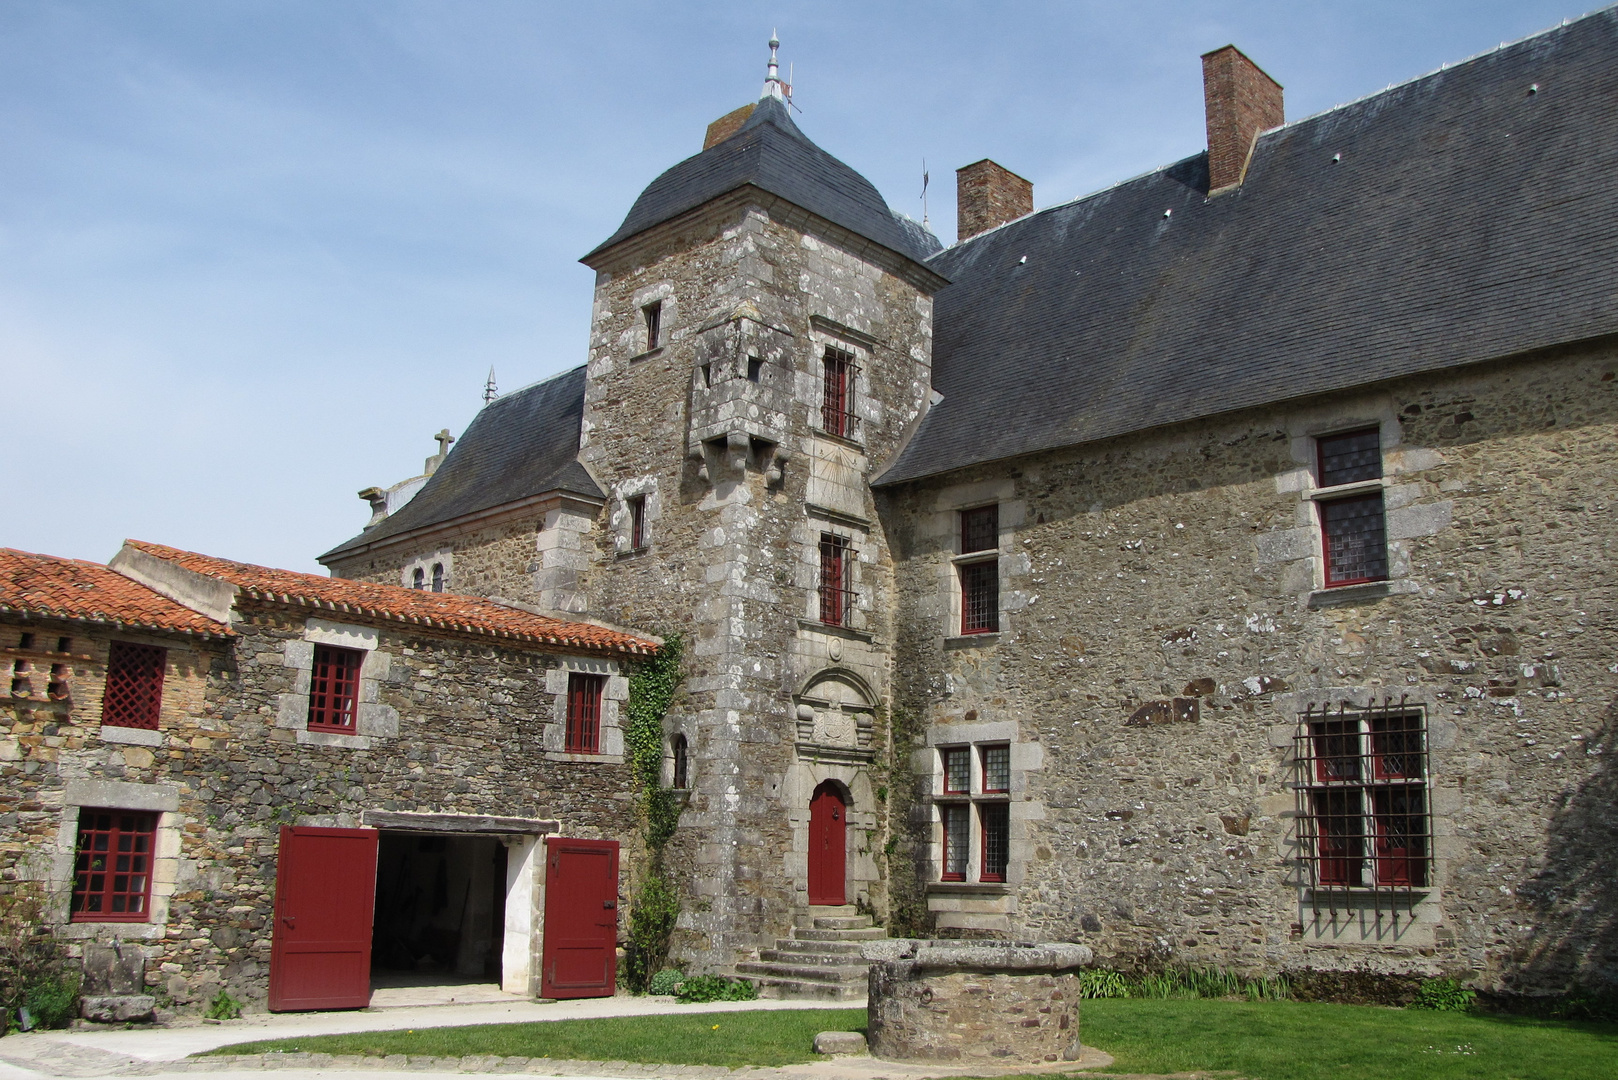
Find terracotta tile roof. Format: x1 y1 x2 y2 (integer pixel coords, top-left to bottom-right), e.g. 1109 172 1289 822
124 540 659 657
0 548 233 638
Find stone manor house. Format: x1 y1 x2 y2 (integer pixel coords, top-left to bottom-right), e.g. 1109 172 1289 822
4 9 1615 1011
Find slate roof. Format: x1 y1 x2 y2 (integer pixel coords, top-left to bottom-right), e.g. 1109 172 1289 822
877 8 1618 486
585 96 938 266
127 541 658 657
0 548 232 638
322 366 600 561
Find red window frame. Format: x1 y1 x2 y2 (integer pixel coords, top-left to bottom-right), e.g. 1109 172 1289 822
71 809 157 922
940 804 969 881
981 744 1011 793
980 802 1010 882
818 533 853 626
307 645 363 733
960 560 999 634
628 495 647 551
566 672 605 753
820 348 857 438
101 641 166 730
941 746 970 794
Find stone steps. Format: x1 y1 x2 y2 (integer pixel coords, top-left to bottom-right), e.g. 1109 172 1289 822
739 905 882 1001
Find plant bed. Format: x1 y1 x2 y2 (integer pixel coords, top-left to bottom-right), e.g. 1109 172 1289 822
202 1008 865 1068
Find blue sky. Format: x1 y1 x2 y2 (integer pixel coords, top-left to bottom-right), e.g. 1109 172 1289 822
0 0 1592 573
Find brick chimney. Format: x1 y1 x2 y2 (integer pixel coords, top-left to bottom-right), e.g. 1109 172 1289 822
956 160 1033 241
1201 45 1284 193
704 104 756 150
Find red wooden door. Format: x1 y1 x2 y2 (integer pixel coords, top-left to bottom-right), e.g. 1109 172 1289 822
268 826 378 1011
808 783 846 905
540 837 619 999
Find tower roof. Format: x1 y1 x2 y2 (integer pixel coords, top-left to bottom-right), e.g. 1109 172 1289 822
583 95 938 267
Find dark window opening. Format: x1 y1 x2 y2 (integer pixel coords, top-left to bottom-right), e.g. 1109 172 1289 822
671 733 689 789
1317 428 1383 487
102 641 166 730
820 348 857 438
643 301 662 351
980 803 1010 882
413 568 425 590
960 505 998 554
818 533 854 626
72 809 156 922
700 363 711 388
431 563 444 593
17 633 33 651
308 645 363 732
960 561 999 634
981 744 1011 793
941 804 969 881
747 356 763 382
628 495 647 551
48 663 70 701
1321 494 1388 586
942 747 970 794
566 672 605 753
56 637 71 653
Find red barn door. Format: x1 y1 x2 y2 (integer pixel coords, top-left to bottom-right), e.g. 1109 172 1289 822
540 837 619 998
268 826 378 1011
808 783 847 905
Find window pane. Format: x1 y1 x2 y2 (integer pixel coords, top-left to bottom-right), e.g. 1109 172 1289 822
1309 719 1362 782
567 672 605 753
1372 787 1428 887
961 561 999 634
1311 789 1365 886
308 646 363 731
982 745 1010 792
72 809 156 922
1371 714 1424 779
819 534 851 626
1321 494 1388 585
960 506 998 554
981 803 1009 882
942 747 970 793
942 805 969 880
1317 428 1382 486
821 349 855 437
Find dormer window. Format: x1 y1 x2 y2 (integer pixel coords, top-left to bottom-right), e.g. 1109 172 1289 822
643 301 663 351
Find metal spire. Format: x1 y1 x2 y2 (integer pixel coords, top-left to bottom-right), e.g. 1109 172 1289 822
762 31 785 101
483 367 498 404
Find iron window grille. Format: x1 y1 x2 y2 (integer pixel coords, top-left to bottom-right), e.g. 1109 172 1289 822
307 645 363 732
960 561 999 634
818 533 857 626
1293 698 1431 914
820 348 859 438
71 809 156 922
1316 428 1389 587
566 672 605 753
101 641 166 730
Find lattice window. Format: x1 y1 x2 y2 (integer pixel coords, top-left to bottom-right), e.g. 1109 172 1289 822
980 803 1010 882
960 561 999 634
102 641 166 729
1316 428 1388 587
935 742 1013 884
961 505 998 554
307 645 363 732
982 744 1011 793
820 348 858 438
71 809 156 922
818 533 856 626
942 746 970 794
566 672 605 753
1294 700 1431 912
941 804 969 881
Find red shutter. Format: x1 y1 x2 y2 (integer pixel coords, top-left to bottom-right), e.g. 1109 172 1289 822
102 642 166 729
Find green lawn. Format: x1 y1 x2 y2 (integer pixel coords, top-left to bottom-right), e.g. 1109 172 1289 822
204 999 1618 1079
203 1008 866 1068
1072 998 1618 1080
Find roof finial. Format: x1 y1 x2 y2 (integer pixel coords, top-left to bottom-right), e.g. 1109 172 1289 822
762 31 785 101
483 367 498 404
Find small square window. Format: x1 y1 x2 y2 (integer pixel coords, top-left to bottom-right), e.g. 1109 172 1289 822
102 641 166 730
960 505 998 554
72 809 156 922
981 744 1010 793
308 645 363 732
942 747 970 794
566 672 605 753
1317 428 1383 487
643 301 662 351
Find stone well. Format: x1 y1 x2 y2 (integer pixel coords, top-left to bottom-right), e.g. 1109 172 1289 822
863 940 1093 1064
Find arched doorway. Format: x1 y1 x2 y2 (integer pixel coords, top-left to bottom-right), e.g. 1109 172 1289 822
808 782 847 905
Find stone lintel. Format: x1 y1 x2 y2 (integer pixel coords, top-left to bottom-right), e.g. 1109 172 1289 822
361 811 560 836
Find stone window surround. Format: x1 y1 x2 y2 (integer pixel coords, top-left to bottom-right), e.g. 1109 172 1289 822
628 282 676 362
927 479 1028 645
1266 401 1452 607
400 550 453 593
807 323 873 448
274 619 399 750
662 717 694 789
44 780 183 941
1269 685 1456 945
918 719 1043 889
805 512 868 630
611 477 660 557
543 657 628 763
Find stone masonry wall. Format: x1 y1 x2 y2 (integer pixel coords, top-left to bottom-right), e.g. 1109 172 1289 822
883 344 1618 994
3 605 638 1010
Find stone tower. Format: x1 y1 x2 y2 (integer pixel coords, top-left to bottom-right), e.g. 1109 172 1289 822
575 51 945 971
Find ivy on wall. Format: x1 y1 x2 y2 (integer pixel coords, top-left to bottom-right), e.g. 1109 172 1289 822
621 632 685 993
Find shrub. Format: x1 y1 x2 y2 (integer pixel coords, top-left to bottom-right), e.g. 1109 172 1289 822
1409 977 1477 1012
647 969 685 996
674 974 758 1004
205 989 243 1020
1284 967 1424 1007
0 887 70 1034
22 973 80 1030
1080 969 1131 998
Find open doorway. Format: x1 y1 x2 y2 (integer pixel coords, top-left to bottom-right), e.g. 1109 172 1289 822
371 832 507 998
